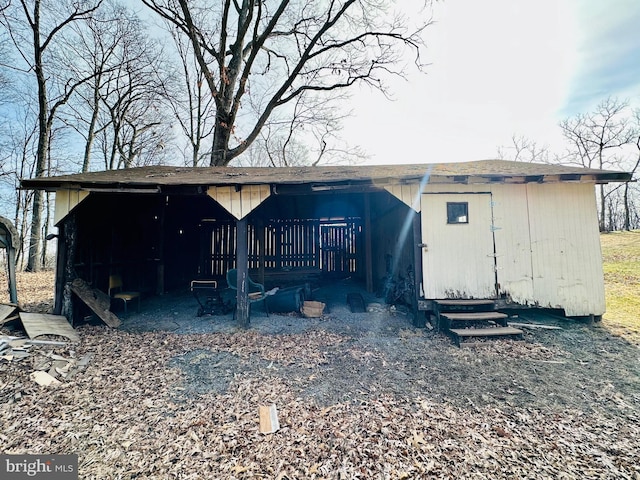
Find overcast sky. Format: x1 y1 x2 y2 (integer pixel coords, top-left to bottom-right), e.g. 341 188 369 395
343 0 640 165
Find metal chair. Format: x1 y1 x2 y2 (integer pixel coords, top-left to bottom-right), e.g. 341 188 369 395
108 274 140 315
226 269 269 317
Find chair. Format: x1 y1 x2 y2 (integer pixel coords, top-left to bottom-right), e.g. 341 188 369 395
108 274 141 315
226 269 269 317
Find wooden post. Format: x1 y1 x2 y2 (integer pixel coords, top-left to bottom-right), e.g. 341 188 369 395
60 215 77 322
52 223 66 315
0 217 19 305
364 194 373 293
411 211 425 327
6 242 18 304
156 196 166 295
236 216 250 328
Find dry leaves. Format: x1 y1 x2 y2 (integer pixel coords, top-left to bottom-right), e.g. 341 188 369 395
1 272 639 479
0 324 638 479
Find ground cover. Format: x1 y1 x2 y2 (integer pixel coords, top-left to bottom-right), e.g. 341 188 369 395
1 235 639 479
601 230 640 344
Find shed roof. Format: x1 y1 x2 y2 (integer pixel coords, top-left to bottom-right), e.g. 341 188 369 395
20 159 631 192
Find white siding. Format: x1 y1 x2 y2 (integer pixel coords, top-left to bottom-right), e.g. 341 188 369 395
526 182 605 316
421 193 497 299
491 184 535 304
54 189 90 225
384 184 422 212
207 185 270 220
419 182 605 316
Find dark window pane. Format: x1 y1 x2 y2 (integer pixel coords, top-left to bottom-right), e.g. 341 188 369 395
447 202 469 224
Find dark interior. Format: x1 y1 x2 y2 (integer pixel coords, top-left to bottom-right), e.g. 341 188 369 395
68 187 419 306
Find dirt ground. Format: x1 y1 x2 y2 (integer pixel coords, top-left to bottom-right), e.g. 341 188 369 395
1 272 639 479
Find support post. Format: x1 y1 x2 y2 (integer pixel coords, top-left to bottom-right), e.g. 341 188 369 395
236 217 250 328
0 217 19 305
364 194 373 293
156 196 166 295
411 211 425 327
60 215 77 322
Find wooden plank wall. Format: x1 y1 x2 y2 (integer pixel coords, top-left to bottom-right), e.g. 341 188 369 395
204 219 360 278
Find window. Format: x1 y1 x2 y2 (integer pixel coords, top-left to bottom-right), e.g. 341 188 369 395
447 202 468 224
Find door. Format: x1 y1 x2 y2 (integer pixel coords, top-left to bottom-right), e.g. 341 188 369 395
420 193 497 299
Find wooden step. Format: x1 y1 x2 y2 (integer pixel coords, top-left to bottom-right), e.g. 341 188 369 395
440 312 508 322
450 326 523 338
449 326 523 347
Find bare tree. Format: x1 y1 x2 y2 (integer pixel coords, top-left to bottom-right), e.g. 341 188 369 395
99 38 174 170
239 91 367 167
165 27 217 166
1 0 102 271
559 97 637 231
497 134 551 164
623 110 640 230
142 0 430 166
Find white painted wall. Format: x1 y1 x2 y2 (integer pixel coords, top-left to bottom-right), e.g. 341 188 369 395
419 181 605 316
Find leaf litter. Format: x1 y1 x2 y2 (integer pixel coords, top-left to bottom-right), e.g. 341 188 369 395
1 271 639 479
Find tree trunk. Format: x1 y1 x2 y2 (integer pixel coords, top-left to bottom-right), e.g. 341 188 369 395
210 117 232 166
83 80 101 172
26 0 47 272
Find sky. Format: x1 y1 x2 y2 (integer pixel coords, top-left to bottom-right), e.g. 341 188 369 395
343 0 640 165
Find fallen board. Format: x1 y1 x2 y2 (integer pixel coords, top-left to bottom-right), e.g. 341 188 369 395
70 278 121 328
0 304 18 323
19 312 80 342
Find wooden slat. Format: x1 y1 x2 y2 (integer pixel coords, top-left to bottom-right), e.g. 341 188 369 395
441 312 508 321
450 326 523 338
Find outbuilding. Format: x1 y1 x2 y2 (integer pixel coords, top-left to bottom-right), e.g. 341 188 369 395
20 160 630 327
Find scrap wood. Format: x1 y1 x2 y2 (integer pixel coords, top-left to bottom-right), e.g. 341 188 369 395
0 303 19 325
0 303 18 319
508 321 563 330
29 370 61 386
18 312 80 342
70 278 121 328
259 404 280 434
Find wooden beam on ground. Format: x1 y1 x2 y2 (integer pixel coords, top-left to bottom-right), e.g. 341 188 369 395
70 278 121 328
508 322 563 330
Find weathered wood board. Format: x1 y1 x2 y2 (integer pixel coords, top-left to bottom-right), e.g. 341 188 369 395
0 304 18 324
19 312 80 342
450 326 523 338
70 278 121 328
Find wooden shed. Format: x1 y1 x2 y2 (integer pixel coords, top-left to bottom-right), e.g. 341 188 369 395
20 160 630 327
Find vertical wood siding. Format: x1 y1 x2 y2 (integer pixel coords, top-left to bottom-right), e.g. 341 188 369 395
525 182 605 316
421 192 497 299
491 184 535 303
420 182 605 316
204 219 360 278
